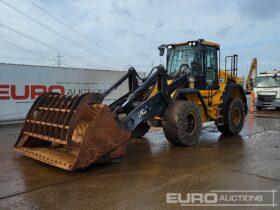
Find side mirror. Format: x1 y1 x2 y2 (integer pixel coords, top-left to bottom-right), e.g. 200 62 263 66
273 73 278 80
158 45 165 56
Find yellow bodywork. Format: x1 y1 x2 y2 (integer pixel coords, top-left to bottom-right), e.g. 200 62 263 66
169 40 220 48
149 69 243 123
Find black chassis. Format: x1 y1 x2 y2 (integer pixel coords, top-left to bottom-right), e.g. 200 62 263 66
104 65 189 132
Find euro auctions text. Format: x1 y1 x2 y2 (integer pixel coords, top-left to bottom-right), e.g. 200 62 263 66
0 84 107 100
166 190 277 207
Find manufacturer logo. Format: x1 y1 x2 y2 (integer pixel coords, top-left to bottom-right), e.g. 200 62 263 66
138 108 147 118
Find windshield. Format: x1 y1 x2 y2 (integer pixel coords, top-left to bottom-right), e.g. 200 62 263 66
256 75 280 88
167 45 202 77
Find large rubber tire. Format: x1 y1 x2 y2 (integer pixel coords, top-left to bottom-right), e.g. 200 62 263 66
217 98 245 135
256 106 262 111
131 122 150 138
162 100 202 146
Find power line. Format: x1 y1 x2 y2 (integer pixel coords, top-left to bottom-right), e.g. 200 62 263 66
0 54 71 67
0 54 46 61
0 0 127 67
0 39 78 68
0 21 105 69
0 22 90 67
27 0 142 66
0 37 51 61
0 38 77 67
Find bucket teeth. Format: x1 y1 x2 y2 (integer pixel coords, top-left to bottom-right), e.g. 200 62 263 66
14 92 131 170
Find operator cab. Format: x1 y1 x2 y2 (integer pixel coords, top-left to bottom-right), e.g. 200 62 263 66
159 39 220 90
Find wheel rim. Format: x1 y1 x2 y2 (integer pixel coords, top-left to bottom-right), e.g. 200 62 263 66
186 113 197 133
232 107 241 126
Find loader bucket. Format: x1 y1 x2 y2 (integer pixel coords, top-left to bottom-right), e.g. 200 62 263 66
14 92 131 170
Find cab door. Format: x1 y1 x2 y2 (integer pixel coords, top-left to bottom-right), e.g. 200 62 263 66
204 46 219 88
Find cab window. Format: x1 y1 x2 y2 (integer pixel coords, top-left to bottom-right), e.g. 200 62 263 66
205 47 218 81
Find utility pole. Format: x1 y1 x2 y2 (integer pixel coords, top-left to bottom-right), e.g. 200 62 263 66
57 53 61 67
54 53 62 67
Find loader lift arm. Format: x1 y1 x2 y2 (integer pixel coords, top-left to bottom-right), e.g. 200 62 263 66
105 65 189 132
103 67 141 99
122 65 189 132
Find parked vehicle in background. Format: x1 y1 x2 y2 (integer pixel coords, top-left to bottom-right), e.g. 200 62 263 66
254 70 280 111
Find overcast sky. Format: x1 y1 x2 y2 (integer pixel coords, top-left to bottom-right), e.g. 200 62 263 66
0 0 280 76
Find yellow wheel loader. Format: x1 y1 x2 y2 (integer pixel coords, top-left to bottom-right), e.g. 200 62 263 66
14 39 247 170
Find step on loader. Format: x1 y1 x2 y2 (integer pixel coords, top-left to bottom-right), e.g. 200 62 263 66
14 39 247 170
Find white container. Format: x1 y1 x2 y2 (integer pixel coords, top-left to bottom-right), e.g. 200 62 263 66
0 63 144 123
